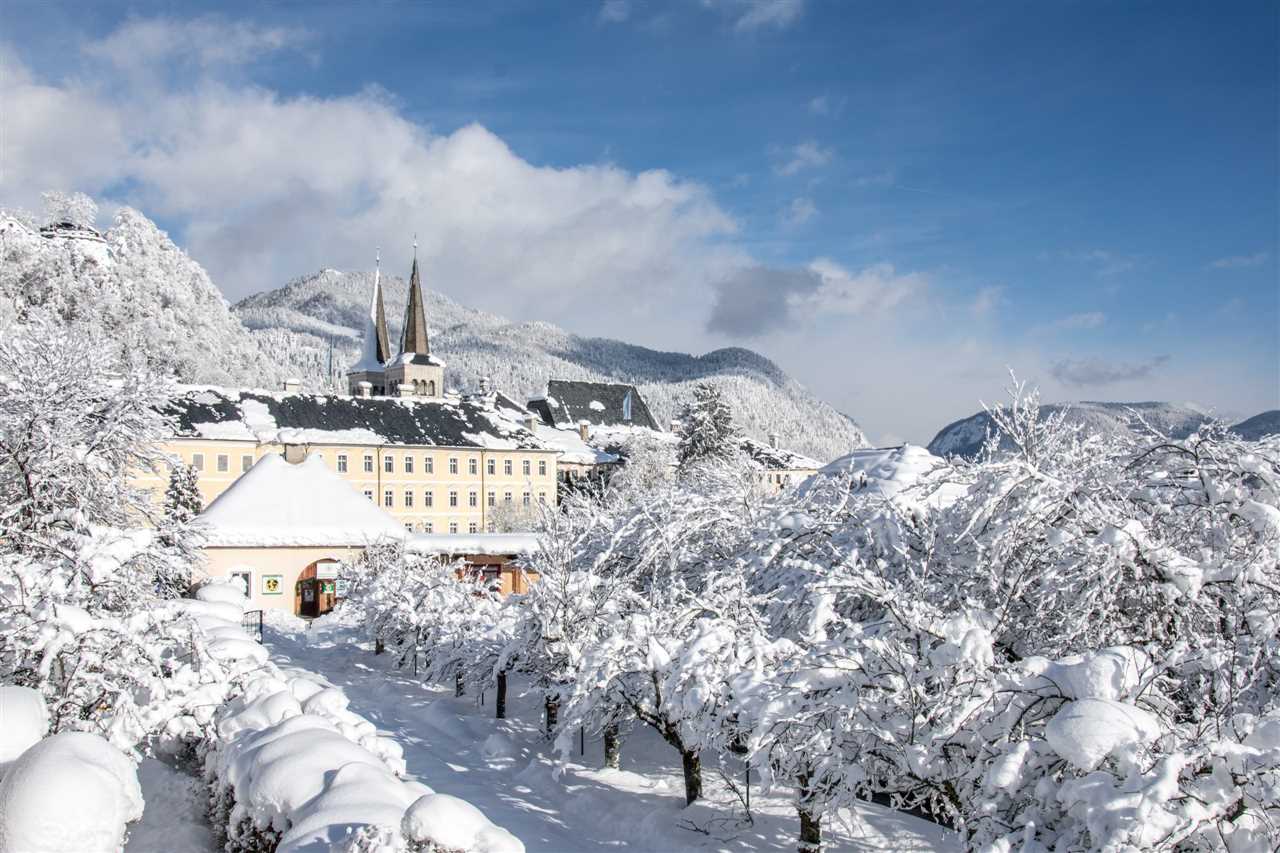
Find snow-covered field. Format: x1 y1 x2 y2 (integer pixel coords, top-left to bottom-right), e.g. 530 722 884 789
258 615 959 853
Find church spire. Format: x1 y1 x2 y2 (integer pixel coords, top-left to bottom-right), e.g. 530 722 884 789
351 248 391 371
399 236 430 357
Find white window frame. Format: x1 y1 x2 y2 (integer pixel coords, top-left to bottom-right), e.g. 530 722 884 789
337 454 348 473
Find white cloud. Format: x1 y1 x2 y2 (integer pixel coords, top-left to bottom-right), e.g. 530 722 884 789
807 93 845 116
803 258 924 317
782 196 817 226
82 15 309 71
1049 355 1170 387
1210 251 1270 270
704 0 806 31
776 141 833 176
1062 249 1137 277
598 0 631 24
0 35 739 341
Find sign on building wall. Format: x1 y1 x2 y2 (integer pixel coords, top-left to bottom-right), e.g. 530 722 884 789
262 574 284 596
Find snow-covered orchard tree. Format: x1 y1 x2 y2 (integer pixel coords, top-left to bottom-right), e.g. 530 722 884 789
675 381 741 471
0 309 205 744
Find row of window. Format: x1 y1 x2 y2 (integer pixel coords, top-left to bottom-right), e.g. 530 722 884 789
191 452 254 474
336 454 547 478
362 488 546 508
402 520 494 534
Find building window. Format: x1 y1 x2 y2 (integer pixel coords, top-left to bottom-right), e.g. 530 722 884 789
424 521 433 533
364 455 374 473
504 491 512 504
522 491 531 507
468 522 478 534
487 491 495 507
449 457 458 475
469 458 478 475
230 570 251 599
192 453 204 471
539 491 547 503
425 490 434 507
522 459 531 476
468 491 478 508
337 454 348 473
503 459 512 476
404 456 414 473
242 454 254 473
217 454 229 473
487 458 495 475
448 521 458 534
486 521 496 533
404 490 414 508
538 460 547 476
404 523 414 531
383 489 394 507
425 457 434 474
449 490 458 507
363 489 373 501
384 456 393 473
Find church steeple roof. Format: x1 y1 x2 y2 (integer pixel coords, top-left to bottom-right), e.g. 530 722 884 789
399 238 430 357
351 249 391 371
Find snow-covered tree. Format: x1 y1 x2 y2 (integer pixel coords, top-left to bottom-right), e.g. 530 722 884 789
675 382 741 471
165 463 203 526
41 191 99 229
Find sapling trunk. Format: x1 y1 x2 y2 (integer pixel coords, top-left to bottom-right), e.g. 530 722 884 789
603 723 621 769
797 771 821 853
680 749 702 806
544 696 559 739
495 672 507 719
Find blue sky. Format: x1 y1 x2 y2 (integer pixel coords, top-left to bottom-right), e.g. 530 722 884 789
3 0 1276 443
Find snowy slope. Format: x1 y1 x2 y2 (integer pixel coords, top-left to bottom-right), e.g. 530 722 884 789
927 401 1217 459
1231 410 1280 441
234 269 869 463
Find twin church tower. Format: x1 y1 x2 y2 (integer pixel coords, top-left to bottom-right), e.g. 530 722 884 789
346 243 446 399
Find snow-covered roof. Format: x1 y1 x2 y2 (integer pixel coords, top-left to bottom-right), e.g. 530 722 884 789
740 436 821 471
406 533 540 557
800 444 965 509
164 387 563 453
528 380 659 431
197 454 407 547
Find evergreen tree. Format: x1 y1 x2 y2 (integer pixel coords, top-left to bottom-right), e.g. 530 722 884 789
674 382 739 469
165 463 203 525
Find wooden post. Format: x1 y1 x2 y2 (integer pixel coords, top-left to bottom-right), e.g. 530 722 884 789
496 672 507 720
579 726 585 756
544 696 558 739
455 671 465 697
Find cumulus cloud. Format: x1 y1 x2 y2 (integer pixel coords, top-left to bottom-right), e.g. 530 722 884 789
82 15 309 71
807 94 845 116
1209 251 1270 269
0 29 739 341
1049 355 1171 387
1062 249 1137 277
776 141 834 176
706 259 924 337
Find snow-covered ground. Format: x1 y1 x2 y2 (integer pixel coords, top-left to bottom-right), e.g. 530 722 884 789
262 616 959 853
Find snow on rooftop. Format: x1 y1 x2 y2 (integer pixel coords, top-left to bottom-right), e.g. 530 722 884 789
197 454 407 547
801 444 965 509
407 533 541 556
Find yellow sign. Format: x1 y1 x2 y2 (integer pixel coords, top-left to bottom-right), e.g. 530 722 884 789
262 575 284 595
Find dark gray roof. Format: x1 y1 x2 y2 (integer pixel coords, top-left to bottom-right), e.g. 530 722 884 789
163 388 552 450
529 380 659 430
740 436 820 470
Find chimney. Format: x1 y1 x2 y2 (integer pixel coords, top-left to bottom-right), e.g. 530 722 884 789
578 419 591 442
768 432 780 449
283 377 301 394
480 376 491 395
524 413 539 433
356 381 373 399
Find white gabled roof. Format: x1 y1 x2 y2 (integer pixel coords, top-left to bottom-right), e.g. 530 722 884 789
407 532 541 557
197 453 407 547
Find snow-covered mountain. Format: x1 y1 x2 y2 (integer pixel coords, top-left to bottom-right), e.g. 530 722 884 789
927 401 1221 459
234 269 868 462
1230 410 1280 441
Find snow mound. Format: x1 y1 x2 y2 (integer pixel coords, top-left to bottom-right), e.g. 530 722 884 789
1044 698 1162 770
402 793 525 853
0 686 47 776
801 444 963 508
0 731 142 853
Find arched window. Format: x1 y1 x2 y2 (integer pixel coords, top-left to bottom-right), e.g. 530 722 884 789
426 380 436 396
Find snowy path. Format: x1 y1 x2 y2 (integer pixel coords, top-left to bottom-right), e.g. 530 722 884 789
264 619 960 853
125 757 217 853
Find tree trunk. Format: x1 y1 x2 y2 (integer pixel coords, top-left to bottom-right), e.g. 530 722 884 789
603 723 621 770
454 671 465 697
544 696 558 739
798 772 821 853
495 672 507 720
680 748 702 806
374 637 385 655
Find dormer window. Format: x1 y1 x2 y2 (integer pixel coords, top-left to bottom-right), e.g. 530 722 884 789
622 389 633 422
